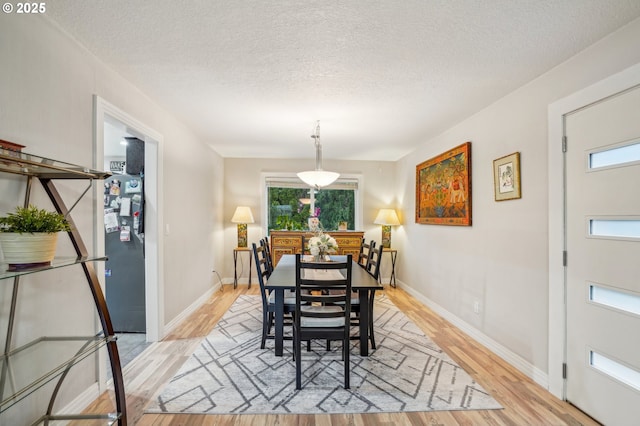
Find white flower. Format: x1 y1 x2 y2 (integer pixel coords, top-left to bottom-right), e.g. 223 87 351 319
308 233 338 256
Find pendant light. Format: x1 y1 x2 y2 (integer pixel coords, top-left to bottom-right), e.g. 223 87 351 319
297 121 339 189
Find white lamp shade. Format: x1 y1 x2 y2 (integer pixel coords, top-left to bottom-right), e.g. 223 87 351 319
374 208 400 226
297 170 340 188
231 206 255 223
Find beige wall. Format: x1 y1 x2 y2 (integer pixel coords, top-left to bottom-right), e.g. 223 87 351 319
223 158 396 281
394 17 640 384
0 14 224 422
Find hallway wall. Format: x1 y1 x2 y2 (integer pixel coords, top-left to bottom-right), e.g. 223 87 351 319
394 17 640 386
0 14 224 421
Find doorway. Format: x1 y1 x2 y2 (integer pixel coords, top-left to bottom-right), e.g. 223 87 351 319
103 131 146 332
94 95 164 356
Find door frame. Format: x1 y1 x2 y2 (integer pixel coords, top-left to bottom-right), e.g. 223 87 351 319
94 96 165 343
547 62 640 399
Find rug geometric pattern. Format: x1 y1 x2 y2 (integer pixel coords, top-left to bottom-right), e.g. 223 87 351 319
145 294 502 415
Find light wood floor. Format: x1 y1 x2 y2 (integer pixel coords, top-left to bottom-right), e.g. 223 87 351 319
81 285 600 425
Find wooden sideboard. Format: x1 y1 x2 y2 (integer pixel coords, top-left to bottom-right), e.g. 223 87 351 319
270 230 364 267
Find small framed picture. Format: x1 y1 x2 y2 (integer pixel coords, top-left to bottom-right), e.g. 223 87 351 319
493 152 521 201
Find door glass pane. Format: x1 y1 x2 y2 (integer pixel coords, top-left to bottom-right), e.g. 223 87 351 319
589 219 640 239
590 351 640 391
590 284 640 316
589 140 640 169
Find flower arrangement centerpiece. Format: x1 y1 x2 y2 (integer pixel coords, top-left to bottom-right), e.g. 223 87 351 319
308 231 338 261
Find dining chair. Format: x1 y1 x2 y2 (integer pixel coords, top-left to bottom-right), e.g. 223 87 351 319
259 237 273 275
366 243 384 282
348 242 384 350
363 244 384 348
358 238 376 269
253 242 295 349
293 254 353 390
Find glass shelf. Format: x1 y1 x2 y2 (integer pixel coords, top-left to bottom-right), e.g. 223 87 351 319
0 334 114 413
0 150 125 424
0 151 110 179
32 412 121 425
0 256 108 281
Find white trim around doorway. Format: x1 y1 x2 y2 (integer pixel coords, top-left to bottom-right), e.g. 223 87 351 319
93 96 165 346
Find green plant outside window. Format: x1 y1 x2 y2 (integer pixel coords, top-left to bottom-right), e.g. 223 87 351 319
268 186 355 232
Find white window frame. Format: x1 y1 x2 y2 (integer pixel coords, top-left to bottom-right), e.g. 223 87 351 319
261 172 363 235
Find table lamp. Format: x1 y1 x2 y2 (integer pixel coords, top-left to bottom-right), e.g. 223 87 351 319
231 206 254 247
374 208 400 248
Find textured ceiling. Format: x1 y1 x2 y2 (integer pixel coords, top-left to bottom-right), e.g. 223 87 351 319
46 1 640 161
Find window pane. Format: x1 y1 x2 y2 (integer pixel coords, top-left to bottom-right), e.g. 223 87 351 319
590 219 640 239
268 187 312 231
590 351 640 391
590 284 640 316
589 141 640 169
267 186 355 232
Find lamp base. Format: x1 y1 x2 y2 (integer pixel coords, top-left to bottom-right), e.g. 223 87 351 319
237 223 248 247
381 225 391 248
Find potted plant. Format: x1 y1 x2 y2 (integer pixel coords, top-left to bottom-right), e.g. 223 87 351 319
0 205 71 270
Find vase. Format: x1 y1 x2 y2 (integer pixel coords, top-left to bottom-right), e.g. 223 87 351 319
0 232 59 270
308 216 320 231
313 251 331 262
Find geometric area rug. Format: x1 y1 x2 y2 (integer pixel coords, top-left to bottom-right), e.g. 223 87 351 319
145 294 502 415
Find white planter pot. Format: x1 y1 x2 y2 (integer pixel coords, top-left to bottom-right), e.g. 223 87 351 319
0 232 59 270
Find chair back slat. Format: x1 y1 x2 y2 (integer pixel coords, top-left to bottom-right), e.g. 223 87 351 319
295 254 353 320
366 244 384 281
300 235 311 255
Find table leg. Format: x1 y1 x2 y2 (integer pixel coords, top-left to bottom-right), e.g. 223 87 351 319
358 289 369 356
390 251 397 288
274 288 284 356
233 250 239 289
248 251 252 289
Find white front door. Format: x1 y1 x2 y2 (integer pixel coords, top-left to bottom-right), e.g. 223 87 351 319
565 85 640 425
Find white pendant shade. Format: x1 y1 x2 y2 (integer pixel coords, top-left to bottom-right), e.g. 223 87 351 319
297 170 340 188
298 121 339 188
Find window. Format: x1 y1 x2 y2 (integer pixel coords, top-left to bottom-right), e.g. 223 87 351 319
590 351 640 391
589 219 640 240
588 139 640 170
265 176 359 232
589 284 640 316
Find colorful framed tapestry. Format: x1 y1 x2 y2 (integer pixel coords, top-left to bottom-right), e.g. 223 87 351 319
415 142 472 226
493 152 521 201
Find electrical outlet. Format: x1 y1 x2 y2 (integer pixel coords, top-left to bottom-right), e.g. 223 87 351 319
473 301 480 314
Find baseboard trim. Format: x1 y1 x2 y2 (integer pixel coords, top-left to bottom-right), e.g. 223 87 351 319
163 285 217 336
396 280 549 389
57 382 102 420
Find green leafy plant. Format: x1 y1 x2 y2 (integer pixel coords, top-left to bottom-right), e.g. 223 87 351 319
275 215 296 230
0 205 71 233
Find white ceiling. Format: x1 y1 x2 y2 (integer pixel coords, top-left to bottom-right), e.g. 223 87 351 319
46 1 640 161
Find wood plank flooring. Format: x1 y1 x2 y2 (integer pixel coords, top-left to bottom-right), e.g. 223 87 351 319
79 285 599 425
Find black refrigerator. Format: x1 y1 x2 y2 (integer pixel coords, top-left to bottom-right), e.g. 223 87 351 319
103 139 146 333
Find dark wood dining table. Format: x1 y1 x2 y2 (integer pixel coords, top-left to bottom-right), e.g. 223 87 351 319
264 254 383 357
